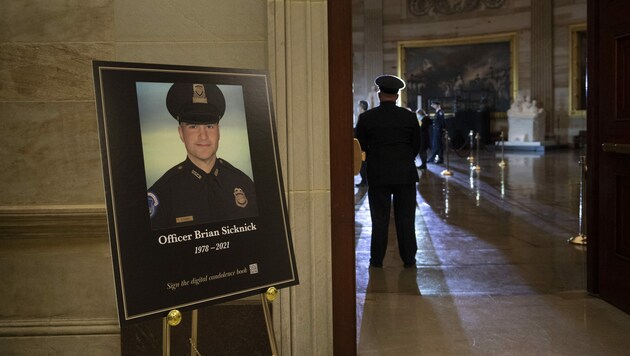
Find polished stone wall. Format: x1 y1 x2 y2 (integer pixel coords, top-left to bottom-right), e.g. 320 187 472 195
0 0 332 355
352 0 586 144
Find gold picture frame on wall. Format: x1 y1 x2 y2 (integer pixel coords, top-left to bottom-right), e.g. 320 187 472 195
398 33 518 113
569 23 587 116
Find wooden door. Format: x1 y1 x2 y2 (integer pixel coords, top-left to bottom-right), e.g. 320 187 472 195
328 1 356 355
587 0 630 314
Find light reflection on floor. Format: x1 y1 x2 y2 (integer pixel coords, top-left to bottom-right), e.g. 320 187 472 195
354 148 630 355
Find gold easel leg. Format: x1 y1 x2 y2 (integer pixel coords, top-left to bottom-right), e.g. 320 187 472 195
163 309 182 356
190 309 199 356
261 292 279 356
163 317 170 356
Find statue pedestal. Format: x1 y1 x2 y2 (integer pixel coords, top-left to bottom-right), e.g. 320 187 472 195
500 94 555 151
507 112 545 142
500 140 555 152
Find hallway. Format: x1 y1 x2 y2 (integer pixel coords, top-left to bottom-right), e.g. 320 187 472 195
354 148 630 355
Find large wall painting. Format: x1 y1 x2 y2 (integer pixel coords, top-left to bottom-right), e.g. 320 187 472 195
399 33 517 114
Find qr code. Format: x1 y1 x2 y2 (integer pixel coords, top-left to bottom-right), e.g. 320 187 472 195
249 263 259 274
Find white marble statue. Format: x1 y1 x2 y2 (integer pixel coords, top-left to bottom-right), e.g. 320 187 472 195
507 93 545 142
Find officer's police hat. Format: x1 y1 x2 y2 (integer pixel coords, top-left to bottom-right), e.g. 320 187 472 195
374 75 406 94
166 83 226 124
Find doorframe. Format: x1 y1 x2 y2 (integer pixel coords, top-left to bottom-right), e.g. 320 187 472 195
328 0 357 355
585 0 599 295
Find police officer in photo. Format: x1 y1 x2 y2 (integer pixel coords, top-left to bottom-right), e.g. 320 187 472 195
148 83 258 229
355 75 420 268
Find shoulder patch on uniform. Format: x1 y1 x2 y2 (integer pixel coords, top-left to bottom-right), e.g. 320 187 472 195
148 192 159 218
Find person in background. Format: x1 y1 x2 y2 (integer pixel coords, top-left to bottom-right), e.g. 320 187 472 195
416 108 431 170
428 100 445 164
355 100 369 187
355 75 420 268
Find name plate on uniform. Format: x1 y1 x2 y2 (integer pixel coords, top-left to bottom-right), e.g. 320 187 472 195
93 61 299 324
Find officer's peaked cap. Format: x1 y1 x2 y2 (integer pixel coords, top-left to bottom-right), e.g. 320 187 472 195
375 75 405 94
166 83 226 124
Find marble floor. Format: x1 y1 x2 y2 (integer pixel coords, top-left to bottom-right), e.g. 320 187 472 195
354 148 630 355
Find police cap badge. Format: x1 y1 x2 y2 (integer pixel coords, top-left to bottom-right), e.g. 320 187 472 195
166 83 226 124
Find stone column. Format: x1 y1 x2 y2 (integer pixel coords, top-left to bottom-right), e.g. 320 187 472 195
530 0 554 140
363 0 384 99
268 1 333 355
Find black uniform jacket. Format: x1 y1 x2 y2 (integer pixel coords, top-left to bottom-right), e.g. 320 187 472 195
433 109 445 131
419 114 431 151
148 157 258 229
355 101 421 187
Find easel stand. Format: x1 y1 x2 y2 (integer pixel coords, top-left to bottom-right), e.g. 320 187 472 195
162 287 279 356
163 309 183 356
262 288 279 356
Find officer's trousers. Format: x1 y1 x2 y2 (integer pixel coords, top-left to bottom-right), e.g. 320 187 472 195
367 183 418 266
429 127 443 162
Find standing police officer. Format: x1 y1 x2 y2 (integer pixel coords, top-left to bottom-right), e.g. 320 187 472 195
355 75 420 268
148 83 258 229
428 100 445 164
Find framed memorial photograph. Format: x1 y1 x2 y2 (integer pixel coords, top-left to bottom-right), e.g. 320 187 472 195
93 61 298 324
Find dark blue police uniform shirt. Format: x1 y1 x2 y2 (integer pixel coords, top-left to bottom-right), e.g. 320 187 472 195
148 157 258 229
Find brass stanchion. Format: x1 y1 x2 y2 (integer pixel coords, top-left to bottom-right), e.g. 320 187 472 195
474 133 481 171
498 131 507 167
500 164 506 198
163 309 182 356
569 155 587 245
262 287 279 356
444 172 451 215
441 129 453 176
467 130 475 162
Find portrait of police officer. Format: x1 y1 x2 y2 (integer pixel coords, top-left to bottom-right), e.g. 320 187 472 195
147 83 258 229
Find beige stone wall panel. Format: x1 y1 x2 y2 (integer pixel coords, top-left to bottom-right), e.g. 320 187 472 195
0 0 113 43
114 41 267 70
0 236 116 319
0 102 104 205
0 43 114 102
114 0 267 42
0 335 119 356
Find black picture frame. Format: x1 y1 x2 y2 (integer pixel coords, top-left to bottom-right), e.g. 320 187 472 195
93 61 298 324
570 24 587 115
